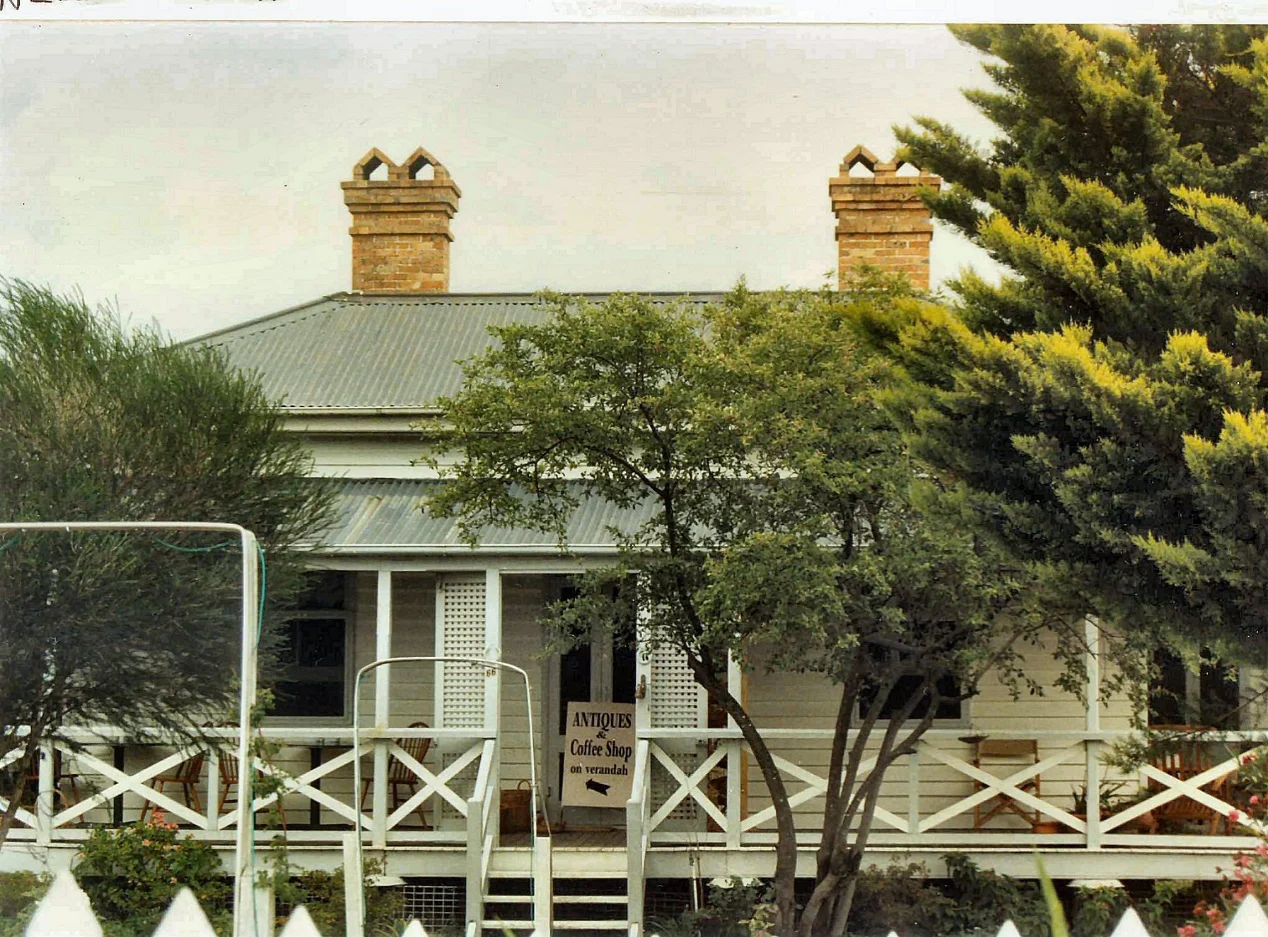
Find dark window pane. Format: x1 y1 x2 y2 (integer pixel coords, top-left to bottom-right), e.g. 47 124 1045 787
290 618 345 667
274 681 344 718
1149 649 1188 726
860 673 961 721
1200 655 1240 729
272 573 348 719
559 643 592 735
1149 648 1239 728
612 645 637 705
297 571 347 611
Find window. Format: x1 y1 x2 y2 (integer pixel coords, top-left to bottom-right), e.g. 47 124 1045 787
859 672 962 722
1149 647 1240 729
272 571 351 720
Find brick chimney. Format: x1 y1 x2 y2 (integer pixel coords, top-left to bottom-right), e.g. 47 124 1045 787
341 147 461 293
829 145 940 291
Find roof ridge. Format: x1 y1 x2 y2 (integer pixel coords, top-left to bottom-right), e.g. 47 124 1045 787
186 293 349 346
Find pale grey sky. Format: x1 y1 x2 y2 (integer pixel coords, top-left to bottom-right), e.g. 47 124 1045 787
1 22 1002 340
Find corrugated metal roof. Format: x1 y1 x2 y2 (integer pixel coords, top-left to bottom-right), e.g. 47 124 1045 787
195 292 724 410
323 478 654 552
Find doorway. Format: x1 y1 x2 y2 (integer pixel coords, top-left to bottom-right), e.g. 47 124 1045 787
544 583 637 827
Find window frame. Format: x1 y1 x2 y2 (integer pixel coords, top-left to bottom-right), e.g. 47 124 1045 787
264 570 356 727
855 657 971 729
1148 646 1244 730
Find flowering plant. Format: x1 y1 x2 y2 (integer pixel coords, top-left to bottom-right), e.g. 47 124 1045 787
74 808 230 934
1178 747 1268 937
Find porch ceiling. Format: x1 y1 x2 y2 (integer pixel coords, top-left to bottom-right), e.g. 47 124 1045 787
321 478 654 553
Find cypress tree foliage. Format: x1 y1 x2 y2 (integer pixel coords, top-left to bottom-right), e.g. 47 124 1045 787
872 26 1268 659
0 281 334 846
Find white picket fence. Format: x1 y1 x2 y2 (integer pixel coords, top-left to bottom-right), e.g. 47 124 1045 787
23 869 429 937
22 866 1268 937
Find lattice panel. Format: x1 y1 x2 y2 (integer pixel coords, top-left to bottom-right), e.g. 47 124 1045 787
648 642 703 823
652 751 700 826
438 574 487 729
648 642 702 728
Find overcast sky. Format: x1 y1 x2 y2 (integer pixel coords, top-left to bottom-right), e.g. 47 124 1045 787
0 21 1007 340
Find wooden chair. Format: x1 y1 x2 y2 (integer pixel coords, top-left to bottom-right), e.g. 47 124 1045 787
217 750 288 831
139 753 204 823
360 722 433 829
1147 728 1230 834
15 749 81 809
972 738 1043 829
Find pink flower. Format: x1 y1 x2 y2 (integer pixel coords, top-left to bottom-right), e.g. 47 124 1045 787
1243 752 1258 765
1252 795 1261 806
1178 925 1196 937
1229 809 1242 823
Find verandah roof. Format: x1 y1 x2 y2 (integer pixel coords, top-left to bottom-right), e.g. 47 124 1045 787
321 478 655 554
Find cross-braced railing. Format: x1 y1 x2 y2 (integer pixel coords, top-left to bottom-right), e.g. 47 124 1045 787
636 728 1268 850
0 725 495 846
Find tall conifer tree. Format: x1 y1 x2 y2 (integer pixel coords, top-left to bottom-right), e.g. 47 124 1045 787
870 26 1268 658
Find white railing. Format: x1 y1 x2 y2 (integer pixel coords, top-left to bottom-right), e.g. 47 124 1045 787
625 739 651 933
639 728 1268 850
1 725 495 846
465 738 498 931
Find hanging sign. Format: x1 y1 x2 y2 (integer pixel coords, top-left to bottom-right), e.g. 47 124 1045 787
561 701 636 807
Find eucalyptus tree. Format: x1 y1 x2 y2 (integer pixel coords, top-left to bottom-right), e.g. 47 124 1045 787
426 283 1085 936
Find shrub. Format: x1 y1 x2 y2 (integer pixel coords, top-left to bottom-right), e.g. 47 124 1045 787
1174 749 1268 937
0 871 47 937
941 854 1050 937
271 851 404 936
74 809 230 936
849 862 953 937
1070 885 1131 937
649 878 773 937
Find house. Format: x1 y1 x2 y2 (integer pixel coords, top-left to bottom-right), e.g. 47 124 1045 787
4 145 1262 935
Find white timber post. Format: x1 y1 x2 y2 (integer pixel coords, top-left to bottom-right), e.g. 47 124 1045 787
1085 616 1102 850
484 567 502 841
232 527 261 937
372 569 393 849
726 650 743 850
907 744 921 837
37 737 54 846
253 879 276 937
534 830 553 934
630 598 652 936
207 747 220 830
634 607 652 738
466 786 483 931
344 831 366 937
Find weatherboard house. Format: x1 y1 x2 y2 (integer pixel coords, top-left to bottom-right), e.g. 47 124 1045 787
5 146 1264 935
